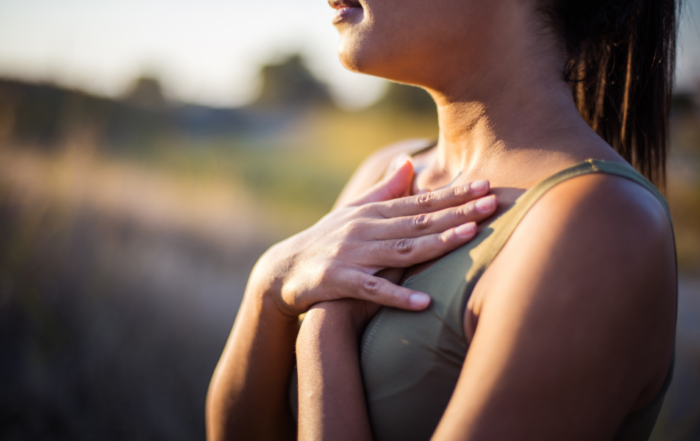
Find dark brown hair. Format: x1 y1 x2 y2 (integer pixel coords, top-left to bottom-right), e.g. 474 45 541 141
544 0 679 187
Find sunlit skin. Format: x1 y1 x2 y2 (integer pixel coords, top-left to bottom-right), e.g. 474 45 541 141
207 0 677 440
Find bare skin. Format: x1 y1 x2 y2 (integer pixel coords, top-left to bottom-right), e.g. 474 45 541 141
295 0 677 439
205 157 499 440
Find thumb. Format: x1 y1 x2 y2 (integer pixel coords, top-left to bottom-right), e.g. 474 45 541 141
350 155 414 206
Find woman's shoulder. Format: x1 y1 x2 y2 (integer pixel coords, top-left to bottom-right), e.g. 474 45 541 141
525 168 673 256
479 167 676 310
474 166 677 317
471 169 676 412
333 138 434 208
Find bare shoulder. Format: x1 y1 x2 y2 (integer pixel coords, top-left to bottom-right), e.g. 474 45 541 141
461 171 677 434
333 138 433 208
538 170 673 243
477 171 677 361
513 171 675 271
477 170 676 314
510 171 676 292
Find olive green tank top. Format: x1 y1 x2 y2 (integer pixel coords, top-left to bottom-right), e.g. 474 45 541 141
357 159 675 441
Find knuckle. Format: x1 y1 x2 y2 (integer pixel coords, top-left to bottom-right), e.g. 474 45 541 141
412 213 431 229
369 201 391 219
417 191 435 209
355 204 374 217
391 289 410 303
461 202 476 216
393 238 414 255
438 231 452 244
343 219 365 236
452 185 467 197
362 277 381 295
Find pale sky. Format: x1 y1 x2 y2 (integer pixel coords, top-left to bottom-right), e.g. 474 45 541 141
0 0 698 109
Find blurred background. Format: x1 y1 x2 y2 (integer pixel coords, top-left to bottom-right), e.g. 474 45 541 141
0 0 698 439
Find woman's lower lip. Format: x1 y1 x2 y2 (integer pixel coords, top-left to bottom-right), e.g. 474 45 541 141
332 6 362 24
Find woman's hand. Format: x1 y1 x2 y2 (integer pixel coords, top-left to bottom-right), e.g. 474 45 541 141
251 157 497 317
207 154 494 441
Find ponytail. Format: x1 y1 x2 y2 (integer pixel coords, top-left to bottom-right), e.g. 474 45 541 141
544 0 679 187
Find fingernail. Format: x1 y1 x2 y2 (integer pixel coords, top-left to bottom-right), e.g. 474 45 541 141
455 222 476 237
409 293 431 309
470 180 488 192
475 195 496 212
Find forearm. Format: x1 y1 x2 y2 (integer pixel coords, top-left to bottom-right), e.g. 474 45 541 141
204 162 493 440
296 307 373 441
206 279 298 441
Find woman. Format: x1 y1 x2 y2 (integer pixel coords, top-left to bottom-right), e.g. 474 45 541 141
207 0 678 439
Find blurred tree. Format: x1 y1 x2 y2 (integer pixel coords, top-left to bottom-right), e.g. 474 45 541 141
123 76 167 109
254 55 333 110
372 82 436 116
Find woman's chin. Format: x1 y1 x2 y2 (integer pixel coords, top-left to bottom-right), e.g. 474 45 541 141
337 52 362 74
337 43 409 83
336 31 388 76
337 38 367 73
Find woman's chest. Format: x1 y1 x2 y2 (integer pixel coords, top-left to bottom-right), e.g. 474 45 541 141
360 240 489 439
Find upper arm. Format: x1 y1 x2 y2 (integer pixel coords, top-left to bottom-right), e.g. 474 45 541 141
434 174 677 440
332 138 432 209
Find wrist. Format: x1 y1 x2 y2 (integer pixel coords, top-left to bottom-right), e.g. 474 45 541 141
248 244 301 318
298 303 362 341
298 301 367 344
243 269 301 330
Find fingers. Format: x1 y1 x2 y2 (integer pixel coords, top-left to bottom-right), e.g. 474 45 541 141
339 269 432 311
376 194 497 239
367 221 480 268
371 179 491 218
350 156 414 206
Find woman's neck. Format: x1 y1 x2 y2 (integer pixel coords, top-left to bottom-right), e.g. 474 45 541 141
407 4 618 191
416 72 614 191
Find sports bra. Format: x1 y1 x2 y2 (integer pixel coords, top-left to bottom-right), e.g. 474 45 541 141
291 156 676 441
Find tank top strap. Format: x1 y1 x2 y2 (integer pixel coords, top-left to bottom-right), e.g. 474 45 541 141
476 159 671 273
